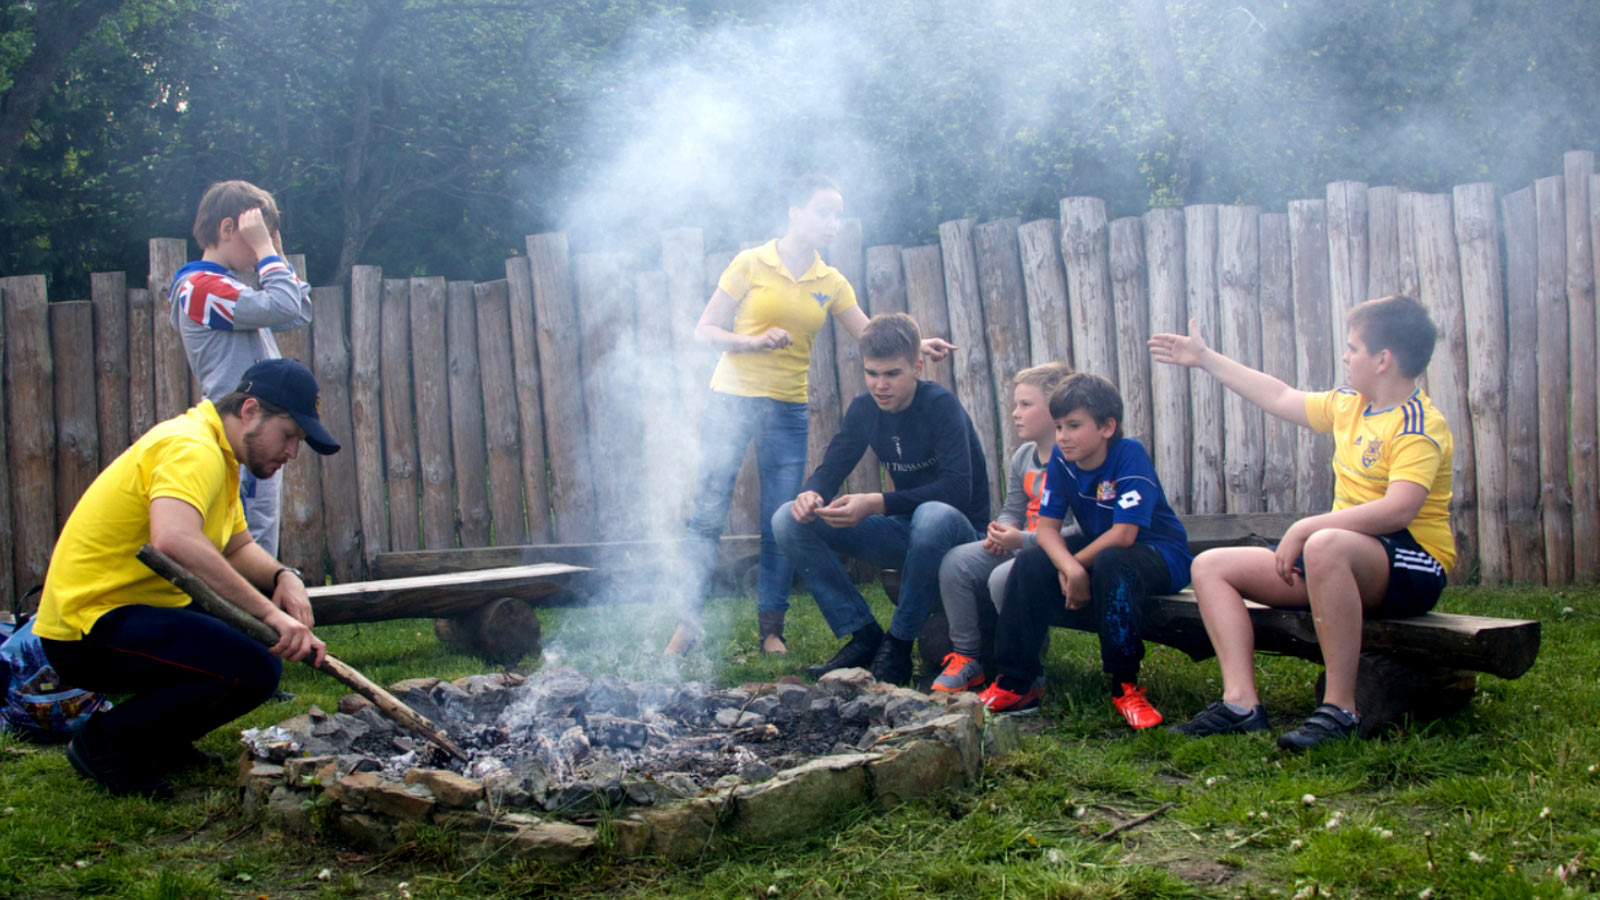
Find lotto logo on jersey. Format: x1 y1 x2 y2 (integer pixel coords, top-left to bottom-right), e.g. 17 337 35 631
1118 489 1143 510
1096 481 1117 502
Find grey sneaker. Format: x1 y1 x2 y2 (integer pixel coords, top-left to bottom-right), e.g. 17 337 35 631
1276 704 1360 750
930 653 985 693
1170 700 1269 737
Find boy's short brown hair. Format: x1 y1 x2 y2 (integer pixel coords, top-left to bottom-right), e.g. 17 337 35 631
1347 294 1437 378
859 312 922 365
192 180 280 248
1049 372 1124 439
1012 361 1074 395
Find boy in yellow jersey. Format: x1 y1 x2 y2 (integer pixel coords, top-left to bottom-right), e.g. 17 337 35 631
1149 295 1453 750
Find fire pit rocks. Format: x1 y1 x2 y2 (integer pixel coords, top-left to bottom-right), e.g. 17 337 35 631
238 667 1019 862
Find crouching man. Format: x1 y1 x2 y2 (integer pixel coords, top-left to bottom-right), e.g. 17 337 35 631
34 358 341 797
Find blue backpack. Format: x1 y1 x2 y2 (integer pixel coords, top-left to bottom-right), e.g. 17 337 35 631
0 588 109 742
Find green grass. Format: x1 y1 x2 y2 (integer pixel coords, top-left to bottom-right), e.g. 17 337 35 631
2 584 1597 899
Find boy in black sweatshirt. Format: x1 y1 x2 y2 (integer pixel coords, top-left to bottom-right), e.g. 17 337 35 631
772 313 989 686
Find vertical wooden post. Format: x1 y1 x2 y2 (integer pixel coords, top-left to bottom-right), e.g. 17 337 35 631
1218 206 1264 513
1 275 55 597
574 253 640 535
1289 200 1335 512
1564 152 1598 581
1593 172 1600 578
528 234 595 543
1500 187 1546 584
127 287 156 439
805 276 844 473
1059 198 1118 380
49 301 98 529
311 286 361 583
1396 191 1422 301
635 270 690 536
1367 186 1401 299
446 280 491 548
1109 217 1153 443
148 239 189 419
1184 205 1224 514
275 325 325 582
502 258 553 544
1326 181 1370 333
1535 176 1574 584
975 217 1032 459
829 219 882 496
866 245 908 316
409 277 455 549
1143 208 1189 511
90 272 130 461
471 280 528 547
349 265 388 570
1414 193 1478 582
902 246 954 389
1018 218 1071 367
0 286 11 610
939 219 1001 511
1453 184 1511 584
662 228 710 446
380 278 421 552
1258 213 1297 513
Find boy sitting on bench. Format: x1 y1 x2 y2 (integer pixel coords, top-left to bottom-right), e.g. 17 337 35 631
1149 295 1454 749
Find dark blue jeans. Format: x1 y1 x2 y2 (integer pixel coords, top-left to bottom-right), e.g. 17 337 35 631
40 604 282 759
681 392 809 622
772 500 979 641
994 536 1170 690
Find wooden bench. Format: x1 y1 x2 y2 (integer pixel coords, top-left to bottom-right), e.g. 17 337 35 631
893 513 1540 733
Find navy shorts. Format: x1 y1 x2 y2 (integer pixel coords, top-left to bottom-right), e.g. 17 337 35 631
1274 528 1445 618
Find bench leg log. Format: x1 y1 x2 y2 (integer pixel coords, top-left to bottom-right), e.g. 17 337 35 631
433 597 542 665
1315 652 1476 737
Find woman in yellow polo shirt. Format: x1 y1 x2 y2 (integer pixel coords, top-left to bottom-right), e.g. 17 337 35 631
666 174 952 656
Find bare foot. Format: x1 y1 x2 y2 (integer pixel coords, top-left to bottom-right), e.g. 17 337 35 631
663 624 697 656
761 633 788 655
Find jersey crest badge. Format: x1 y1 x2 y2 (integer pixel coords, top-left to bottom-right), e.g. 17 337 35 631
811 291 830 306
1361 438 1383 468
1096 480 1117 502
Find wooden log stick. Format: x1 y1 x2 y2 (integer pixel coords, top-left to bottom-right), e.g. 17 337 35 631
136 543 468 762
1096 802 1174 842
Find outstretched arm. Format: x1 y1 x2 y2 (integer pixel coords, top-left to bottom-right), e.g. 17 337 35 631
1149 318 1311 427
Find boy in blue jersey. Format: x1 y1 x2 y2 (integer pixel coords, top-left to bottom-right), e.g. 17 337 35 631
169 180 313 558
978 373 1191 726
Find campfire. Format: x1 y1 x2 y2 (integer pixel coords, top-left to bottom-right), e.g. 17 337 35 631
239 667 1018 862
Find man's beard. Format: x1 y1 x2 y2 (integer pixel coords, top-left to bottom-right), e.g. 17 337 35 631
242 423 280 480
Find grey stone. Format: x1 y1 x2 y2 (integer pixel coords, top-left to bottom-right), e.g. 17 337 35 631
924 713 983 781
885 694 932 727
983 713 1021 757
817 667 873 695
731 754 875 845
610 817 652 857
587 674 638 717
405 768 484 808
745 695 782 720
336 754 382 776
714 708 764 729
483 773 532 808
804 697 840 732
364 781 436 821
429 679 471 707
838 697 884 725
774 683 809 713
869 740 967 811
337 693 373 715
264 785 316 837
854 726 889 750
637 797 723 859
511 756 554 798
736 760 777 782
284 755 336 784
334 812 397 851
587 714 649 749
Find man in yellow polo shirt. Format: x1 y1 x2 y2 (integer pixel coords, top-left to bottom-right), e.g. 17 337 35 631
36 358 340 797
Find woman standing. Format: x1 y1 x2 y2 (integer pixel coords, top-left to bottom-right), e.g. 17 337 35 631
666 174 952 655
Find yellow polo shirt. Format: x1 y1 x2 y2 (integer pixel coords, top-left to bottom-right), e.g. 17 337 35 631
708 240 858 403
34 401 249 641
1305 387 1455 570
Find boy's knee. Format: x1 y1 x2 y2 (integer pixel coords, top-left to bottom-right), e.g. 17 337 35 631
909 501 964 532
770 503 799 539
1012 544 1055 577
1301 528 1360 577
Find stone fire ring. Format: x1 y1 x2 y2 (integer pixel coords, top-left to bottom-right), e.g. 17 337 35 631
239 669 1020 863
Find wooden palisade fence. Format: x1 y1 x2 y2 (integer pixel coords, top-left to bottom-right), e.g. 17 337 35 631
3 151 1600 608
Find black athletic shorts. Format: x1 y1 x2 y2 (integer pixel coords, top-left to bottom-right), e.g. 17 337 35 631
1274 528 1446 618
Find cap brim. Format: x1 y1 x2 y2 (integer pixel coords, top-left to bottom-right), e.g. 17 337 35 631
293 412 340 455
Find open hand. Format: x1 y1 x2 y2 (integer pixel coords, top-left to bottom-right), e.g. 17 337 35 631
1148 317 1210 368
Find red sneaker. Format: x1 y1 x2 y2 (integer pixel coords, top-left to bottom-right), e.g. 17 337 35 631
1112 684 1163 729
977 680 1043 715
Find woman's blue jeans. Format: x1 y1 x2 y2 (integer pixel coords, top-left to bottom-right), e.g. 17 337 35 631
681 391 809 626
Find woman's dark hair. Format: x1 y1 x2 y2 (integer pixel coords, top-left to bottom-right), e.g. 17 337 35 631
1048 373 1124 440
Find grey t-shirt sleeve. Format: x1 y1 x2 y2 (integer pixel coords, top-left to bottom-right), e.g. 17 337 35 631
995 443 1035 528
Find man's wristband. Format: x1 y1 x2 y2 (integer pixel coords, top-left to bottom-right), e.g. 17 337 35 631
273 566 303 589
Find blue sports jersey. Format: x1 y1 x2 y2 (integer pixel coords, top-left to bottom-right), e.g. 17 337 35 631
1038 437 1192 592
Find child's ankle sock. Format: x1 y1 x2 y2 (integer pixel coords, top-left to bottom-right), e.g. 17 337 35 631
1223 700 1255 716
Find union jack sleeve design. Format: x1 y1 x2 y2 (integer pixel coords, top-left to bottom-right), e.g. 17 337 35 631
173 271 243 331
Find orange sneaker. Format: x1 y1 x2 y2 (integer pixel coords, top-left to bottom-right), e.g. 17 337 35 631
930 653 985 693
977 680 1043 715
1112 684 1163 729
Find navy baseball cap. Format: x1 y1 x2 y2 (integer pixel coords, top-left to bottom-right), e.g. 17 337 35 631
236 358 341 455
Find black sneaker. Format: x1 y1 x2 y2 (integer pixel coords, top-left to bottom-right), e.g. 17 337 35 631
868 638 914 686
1170 700 1269 737
1276 704 1361 751
805 622 883 679
67 733 175 799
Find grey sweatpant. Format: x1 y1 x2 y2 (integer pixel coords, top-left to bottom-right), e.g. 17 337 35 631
241 465 283 559
937 542 1019 657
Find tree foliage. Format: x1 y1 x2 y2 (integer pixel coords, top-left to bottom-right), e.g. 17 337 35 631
2 0 1597 295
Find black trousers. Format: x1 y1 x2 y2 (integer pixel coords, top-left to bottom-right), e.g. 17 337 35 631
994 536 1170 690
40 604 282 764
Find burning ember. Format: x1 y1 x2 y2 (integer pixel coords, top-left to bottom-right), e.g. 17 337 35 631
239 668 1015 862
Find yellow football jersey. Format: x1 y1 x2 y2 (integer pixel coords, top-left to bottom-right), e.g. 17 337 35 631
1304 387 1455 570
